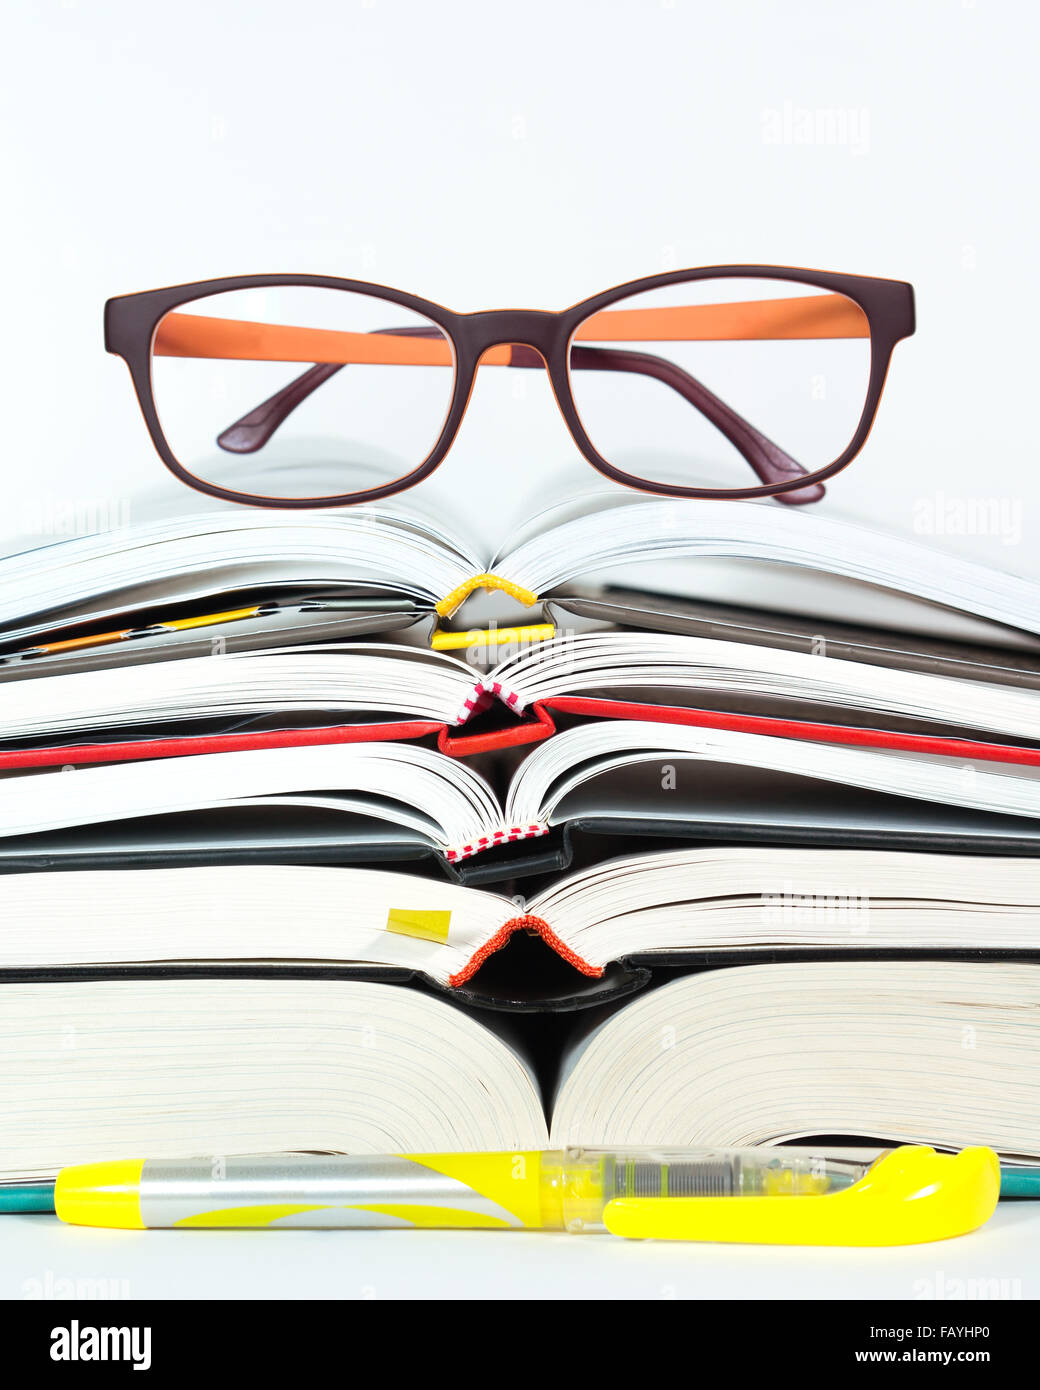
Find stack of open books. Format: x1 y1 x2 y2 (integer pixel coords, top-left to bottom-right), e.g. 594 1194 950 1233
3 495 1040 1181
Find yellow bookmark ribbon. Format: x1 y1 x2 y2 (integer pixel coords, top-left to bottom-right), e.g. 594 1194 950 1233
431 623 555 652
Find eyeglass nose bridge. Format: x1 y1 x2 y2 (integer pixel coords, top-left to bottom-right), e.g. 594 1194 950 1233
460 308 564 366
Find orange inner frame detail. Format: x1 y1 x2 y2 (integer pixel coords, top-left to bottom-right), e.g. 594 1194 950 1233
154 313 459 366
576 294 868 343
152 293 869 364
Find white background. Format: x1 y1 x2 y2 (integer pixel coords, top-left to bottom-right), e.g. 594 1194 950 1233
2 0 1040 1299
2 0 1038 571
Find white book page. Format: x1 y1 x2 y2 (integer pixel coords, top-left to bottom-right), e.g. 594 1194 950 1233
549 961 1040 1158
529 845 1040 969
500 499 1040 640
0 742 500 854
492 630 1040 741
0 863 512 985
553 764 1040 840
0 510 481 644
0 809 436 859
0 978 547 1181
0 643 476 738
504 720 1040 837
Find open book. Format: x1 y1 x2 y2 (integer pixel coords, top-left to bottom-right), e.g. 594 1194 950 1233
1 499 1037 663
2 961 1038 1181
3 629 1040 774
5 847 1040 989
3 721 1040 880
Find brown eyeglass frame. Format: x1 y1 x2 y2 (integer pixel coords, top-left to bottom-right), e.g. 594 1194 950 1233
104 265 915 509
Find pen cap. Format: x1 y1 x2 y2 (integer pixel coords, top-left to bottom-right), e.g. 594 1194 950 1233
602 1146 1001 1246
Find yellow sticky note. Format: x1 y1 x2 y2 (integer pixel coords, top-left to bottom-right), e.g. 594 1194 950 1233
385 908 452 943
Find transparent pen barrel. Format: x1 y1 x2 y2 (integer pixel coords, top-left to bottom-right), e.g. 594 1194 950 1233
551 1147 879 1233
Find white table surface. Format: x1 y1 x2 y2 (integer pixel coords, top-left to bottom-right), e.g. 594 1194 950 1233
3 1203 1038 1301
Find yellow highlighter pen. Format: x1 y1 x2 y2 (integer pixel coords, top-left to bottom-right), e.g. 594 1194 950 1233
53 1145 999 1246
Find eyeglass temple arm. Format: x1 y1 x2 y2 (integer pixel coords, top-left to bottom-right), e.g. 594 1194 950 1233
542 344 822 503
205 326 824 505
214 326 436 454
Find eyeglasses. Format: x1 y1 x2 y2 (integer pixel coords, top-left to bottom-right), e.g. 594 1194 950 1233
105 266 914 509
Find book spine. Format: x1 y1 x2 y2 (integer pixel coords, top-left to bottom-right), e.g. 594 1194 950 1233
444 823 549 863
437 703 556 756
449 913 602 987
